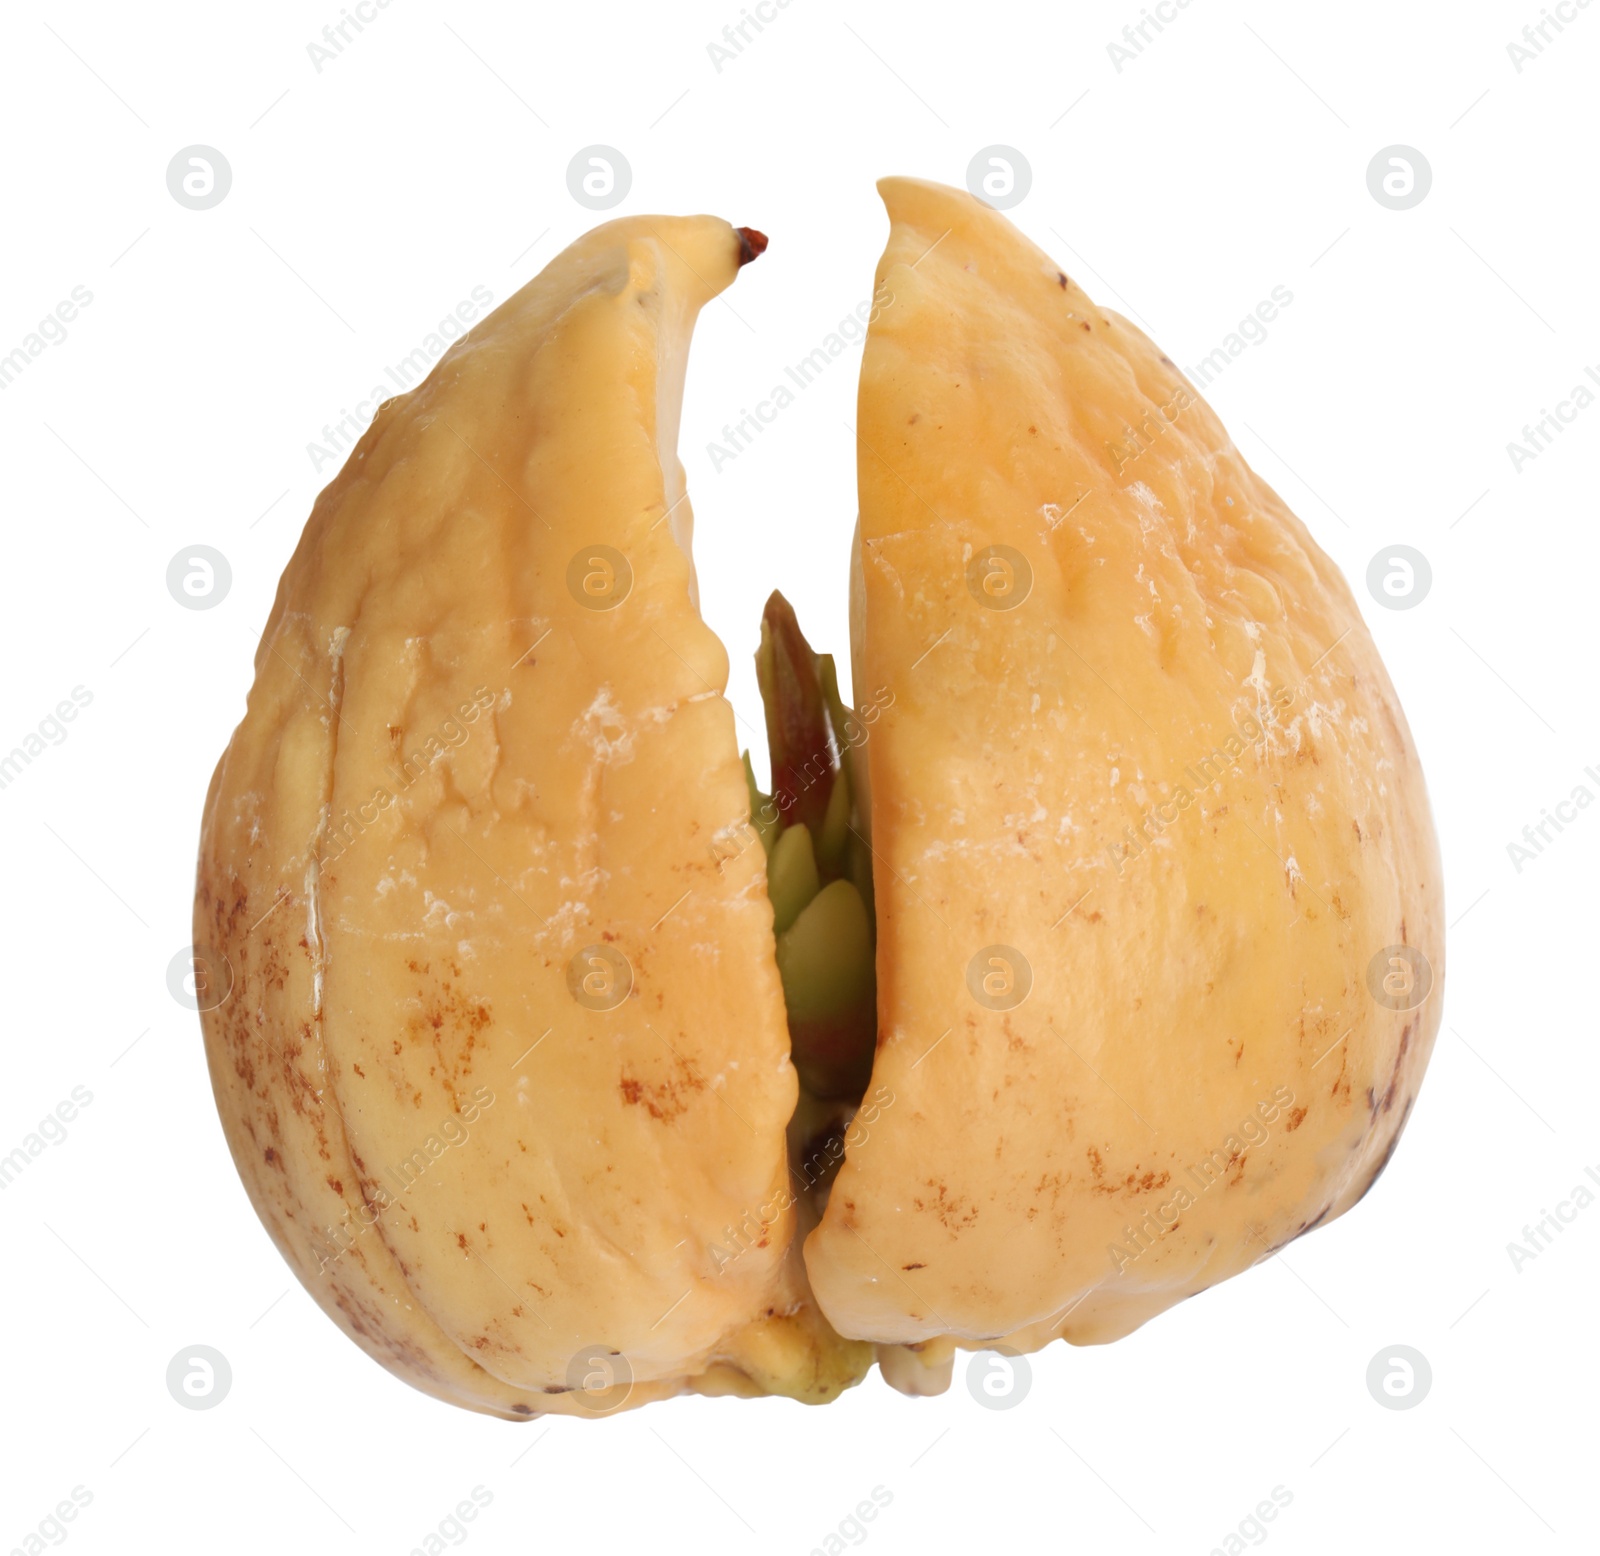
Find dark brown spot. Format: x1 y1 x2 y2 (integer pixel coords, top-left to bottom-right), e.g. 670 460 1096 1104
912 1179 977 1232
618 1054 704 1122
1057 271 1069 288
903 1262 926 1270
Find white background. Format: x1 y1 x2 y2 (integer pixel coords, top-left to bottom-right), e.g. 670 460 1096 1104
1 1 1593 1552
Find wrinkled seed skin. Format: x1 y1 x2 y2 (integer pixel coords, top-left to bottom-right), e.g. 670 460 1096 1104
805 179 1443 1354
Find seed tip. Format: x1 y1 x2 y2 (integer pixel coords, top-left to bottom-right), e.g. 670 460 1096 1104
735 226 769 265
